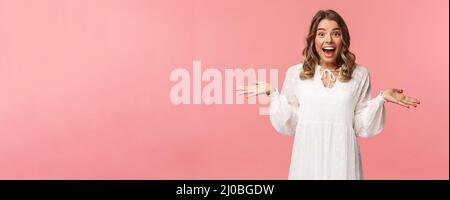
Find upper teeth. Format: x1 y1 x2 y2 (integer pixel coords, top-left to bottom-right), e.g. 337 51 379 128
323 47 335 50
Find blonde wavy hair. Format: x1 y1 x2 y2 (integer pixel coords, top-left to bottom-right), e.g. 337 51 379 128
300 10 356 82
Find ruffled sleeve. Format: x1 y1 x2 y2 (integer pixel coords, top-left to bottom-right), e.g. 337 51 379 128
353 69 386 138
269 65 300 136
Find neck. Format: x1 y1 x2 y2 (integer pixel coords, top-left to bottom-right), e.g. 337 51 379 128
319 61 339 70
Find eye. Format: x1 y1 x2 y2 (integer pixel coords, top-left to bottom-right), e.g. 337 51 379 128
332 32 341 37
317 32 325 37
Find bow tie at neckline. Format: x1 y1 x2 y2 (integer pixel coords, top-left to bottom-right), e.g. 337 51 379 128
318 66 341 88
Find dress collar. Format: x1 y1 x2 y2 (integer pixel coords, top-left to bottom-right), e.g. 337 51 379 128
317 65 341 88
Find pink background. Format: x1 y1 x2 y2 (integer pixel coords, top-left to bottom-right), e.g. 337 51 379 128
0 0 448 180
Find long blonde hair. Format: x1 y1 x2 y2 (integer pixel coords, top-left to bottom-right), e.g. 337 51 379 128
300 10 356 82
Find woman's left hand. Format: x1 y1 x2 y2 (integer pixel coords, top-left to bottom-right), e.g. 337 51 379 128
381 89 420 108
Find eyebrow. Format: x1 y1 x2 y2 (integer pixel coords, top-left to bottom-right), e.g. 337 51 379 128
317 28 341 31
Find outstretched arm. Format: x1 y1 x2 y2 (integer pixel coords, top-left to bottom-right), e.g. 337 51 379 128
235 65 301 136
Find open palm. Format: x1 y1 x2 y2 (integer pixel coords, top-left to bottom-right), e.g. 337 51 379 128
235 82 272 97
382 88 420 108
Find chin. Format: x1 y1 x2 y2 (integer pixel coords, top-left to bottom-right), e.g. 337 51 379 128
320 58 337 64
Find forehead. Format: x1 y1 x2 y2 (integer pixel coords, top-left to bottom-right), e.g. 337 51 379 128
317 19 340 30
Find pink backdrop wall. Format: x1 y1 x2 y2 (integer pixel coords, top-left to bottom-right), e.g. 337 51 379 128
0 0 447 179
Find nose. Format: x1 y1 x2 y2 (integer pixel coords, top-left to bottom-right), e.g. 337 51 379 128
324 34 332 43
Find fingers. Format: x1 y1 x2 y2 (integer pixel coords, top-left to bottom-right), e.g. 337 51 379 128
394 88 404 93
396 98 420 108
247 92 258 97
237 87 258 96
236 85 256 92
252 81 268 85
236 83 269 97
406 98 421 107
237 87 265 97
408 97 420 104
405 100 417 107
238 91 259 98
238 89 255 95
394 100 410 108
236 82 266 91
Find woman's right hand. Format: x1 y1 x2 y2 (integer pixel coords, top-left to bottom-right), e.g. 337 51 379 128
235 81 272 97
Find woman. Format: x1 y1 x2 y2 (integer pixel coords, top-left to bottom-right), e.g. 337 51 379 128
236 10 420 180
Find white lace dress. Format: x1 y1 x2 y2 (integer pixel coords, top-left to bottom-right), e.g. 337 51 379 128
269 64 386 180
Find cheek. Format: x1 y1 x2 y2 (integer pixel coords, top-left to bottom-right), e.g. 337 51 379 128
335 40 343 52
315 38 322 46
336 39 343 48
315 39 322 52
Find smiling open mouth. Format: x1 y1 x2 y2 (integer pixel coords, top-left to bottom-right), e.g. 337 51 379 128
322 47 336 57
